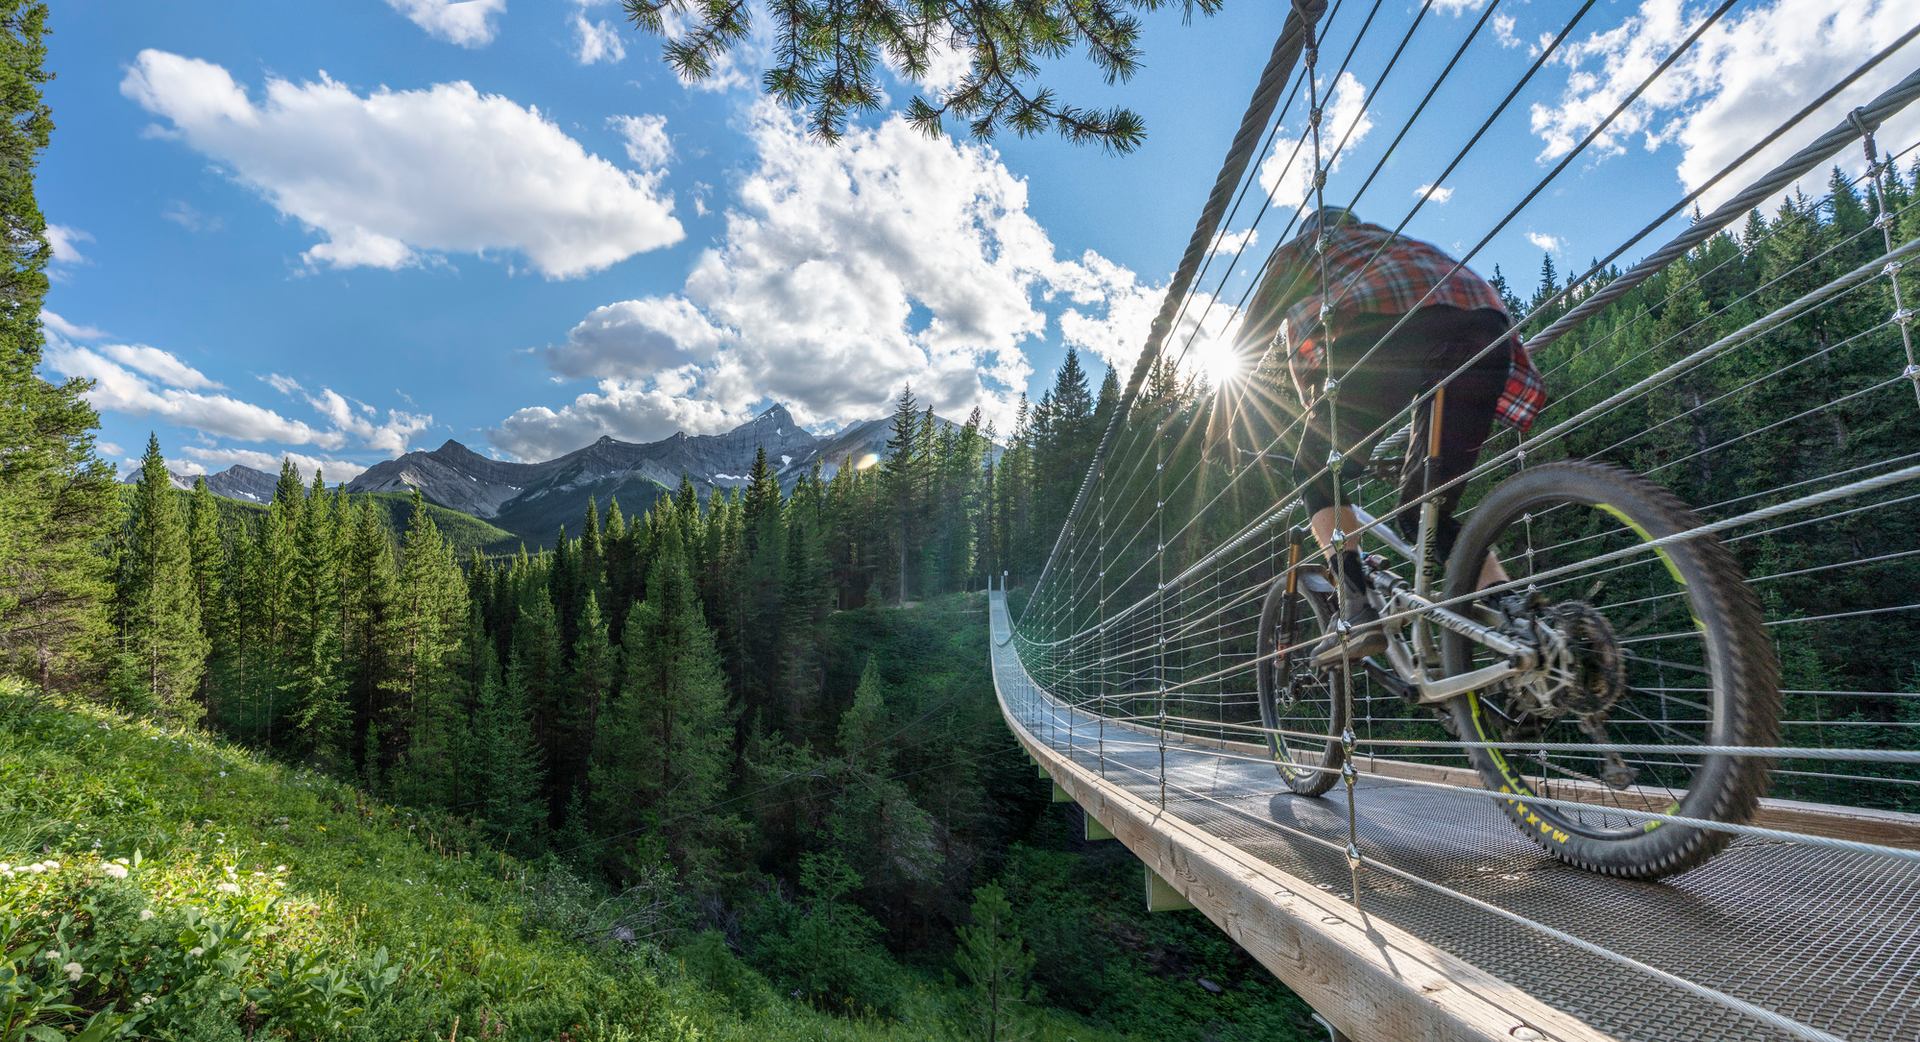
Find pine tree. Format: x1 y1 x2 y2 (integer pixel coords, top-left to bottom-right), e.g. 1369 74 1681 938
589 515 735 886
472 643 544 853
389 494 470 806
837 657 890 770
111 435 206 720
884 383 922 603
740 446 786 726
560 591 615 804
0 1 116 686
340 499 397 778
287 469 348 764
185 478 227 706
955 883 1035 1042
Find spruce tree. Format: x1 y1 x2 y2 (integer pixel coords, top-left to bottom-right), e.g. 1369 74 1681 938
884 383 921 603
740 446 786 726
0 1 116 686
955 883 1036 1042
341 499 397 778
185 478 227 705
589 515 735 886
560 591 615 805
111 435 206 720
473 643 544 853
287 469 348 764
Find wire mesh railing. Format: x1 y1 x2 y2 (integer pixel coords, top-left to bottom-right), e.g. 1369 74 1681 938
999 2 1920 1038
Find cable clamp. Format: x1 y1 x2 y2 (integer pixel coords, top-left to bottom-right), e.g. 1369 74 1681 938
1874 211 1897 230
1885 260 1904 277
1905 363 1920 383
1894 308 1914 327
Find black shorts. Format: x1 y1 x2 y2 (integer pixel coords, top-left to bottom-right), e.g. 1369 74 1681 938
1295 305 1513 563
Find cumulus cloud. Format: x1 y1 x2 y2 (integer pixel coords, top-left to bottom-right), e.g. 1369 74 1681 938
1257 72 1374 209
1054 251 1243 380
1529 0 1920 207
45 224 91 265
572 10 627 64
1210 227 1259 257
40 309 105 341
1527 231 1563 252
1492 13 1521 48
1416 183 1454 204
121 50 683 278
497 105 1164 456
610 113 671 168
546 296 726 378
384 0 505 48
1431 0 1486 11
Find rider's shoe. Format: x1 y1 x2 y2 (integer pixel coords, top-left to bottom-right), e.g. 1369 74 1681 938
1311 555 1387 667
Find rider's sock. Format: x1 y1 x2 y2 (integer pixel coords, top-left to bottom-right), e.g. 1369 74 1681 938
1334 549 1368 592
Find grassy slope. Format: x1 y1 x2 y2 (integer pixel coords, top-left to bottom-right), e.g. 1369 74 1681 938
0 684 1132 1042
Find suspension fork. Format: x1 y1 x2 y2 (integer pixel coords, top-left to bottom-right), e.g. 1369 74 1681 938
1411 385 1446 677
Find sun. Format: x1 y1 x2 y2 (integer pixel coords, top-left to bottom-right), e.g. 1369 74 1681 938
1193 337 1244 388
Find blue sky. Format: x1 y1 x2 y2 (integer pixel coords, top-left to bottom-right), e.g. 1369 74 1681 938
36 0 1919 480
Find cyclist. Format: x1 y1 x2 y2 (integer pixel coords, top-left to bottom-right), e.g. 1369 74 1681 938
1245 207 1546 664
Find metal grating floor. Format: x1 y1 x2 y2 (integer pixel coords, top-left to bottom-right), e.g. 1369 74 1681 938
989 594 1920 1042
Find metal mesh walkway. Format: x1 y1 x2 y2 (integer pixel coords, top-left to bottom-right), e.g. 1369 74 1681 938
991 592 1920 1042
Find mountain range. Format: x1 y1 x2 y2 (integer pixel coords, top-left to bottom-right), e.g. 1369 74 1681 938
149 405 978 548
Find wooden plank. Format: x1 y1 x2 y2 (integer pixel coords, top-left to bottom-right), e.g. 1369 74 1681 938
999 699 1619 1042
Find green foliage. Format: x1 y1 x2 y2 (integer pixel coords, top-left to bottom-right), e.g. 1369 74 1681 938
0 1 116 690
623 0 1206 151
109 436 205 722
954 883 1035 1042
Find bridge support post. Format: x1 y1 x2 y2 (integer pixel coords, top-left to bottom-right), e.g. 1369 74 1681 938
1145 866 1195 912
1084 812 1115 841
1051 781 1073 803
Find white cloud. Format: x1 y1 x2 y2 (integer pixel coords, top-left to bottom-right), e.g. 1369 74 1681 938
263 372 303 396
1530 0 1920 208
1210 227 1259 257
1527 231 1563 252
45 341 339 447
1492 13 1521 49
101 343 222 390
1432 0 1485 11
384 0 505 48
918 38 974 95
183 445 369 485
497 105 1157 456
1416 183 1454 204
40 309 105 340
42 332 430 461
121 50 683 279
1257 72 1374 209
162 200 222 232
494 375 745 460
546 296 727 378
1054 250 1243 380
609 113 671 168
45 224 91 265
572 10 626 65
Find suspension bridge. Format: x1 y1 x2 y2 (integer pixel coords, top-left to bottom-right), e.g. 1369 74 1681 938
988 2 1920 1039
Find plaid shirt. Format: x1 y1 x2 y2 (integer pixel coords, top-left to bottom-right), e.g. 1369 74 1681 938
1253 212 1547 432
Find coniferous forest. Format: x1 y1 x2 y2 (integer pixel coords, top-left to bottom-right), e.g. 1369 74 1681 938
8 0 1920 1036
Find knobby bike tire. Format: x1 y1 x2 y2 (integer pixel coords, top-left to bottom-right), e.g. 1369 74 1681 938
1440 461 1780 879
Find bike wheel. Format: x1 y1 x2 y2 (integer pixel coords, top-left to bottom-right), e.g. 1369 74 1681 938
1442 461 1779 879
1255 571 1347 796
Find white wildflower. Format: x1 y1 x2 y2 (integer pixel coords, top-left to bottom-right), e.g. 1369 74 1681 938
188 947 204 958
43 950 60 962
139 908 156 921
139 994 155 1006
101 863 129 880
274 865 287 873
63 961 83 982
215 882 240 894
44 860 58 870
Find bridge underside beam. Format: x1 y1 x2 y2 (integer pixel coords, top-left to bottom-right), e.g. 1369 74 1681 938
1005 715 1618 1042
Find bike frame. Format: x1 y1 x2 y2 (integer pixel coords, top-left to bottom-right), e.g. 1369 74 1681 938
1302 386 1543 706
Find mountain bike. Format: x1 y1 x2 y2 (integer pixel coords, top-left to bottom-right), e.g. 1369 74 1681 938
1253 431 1780 880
